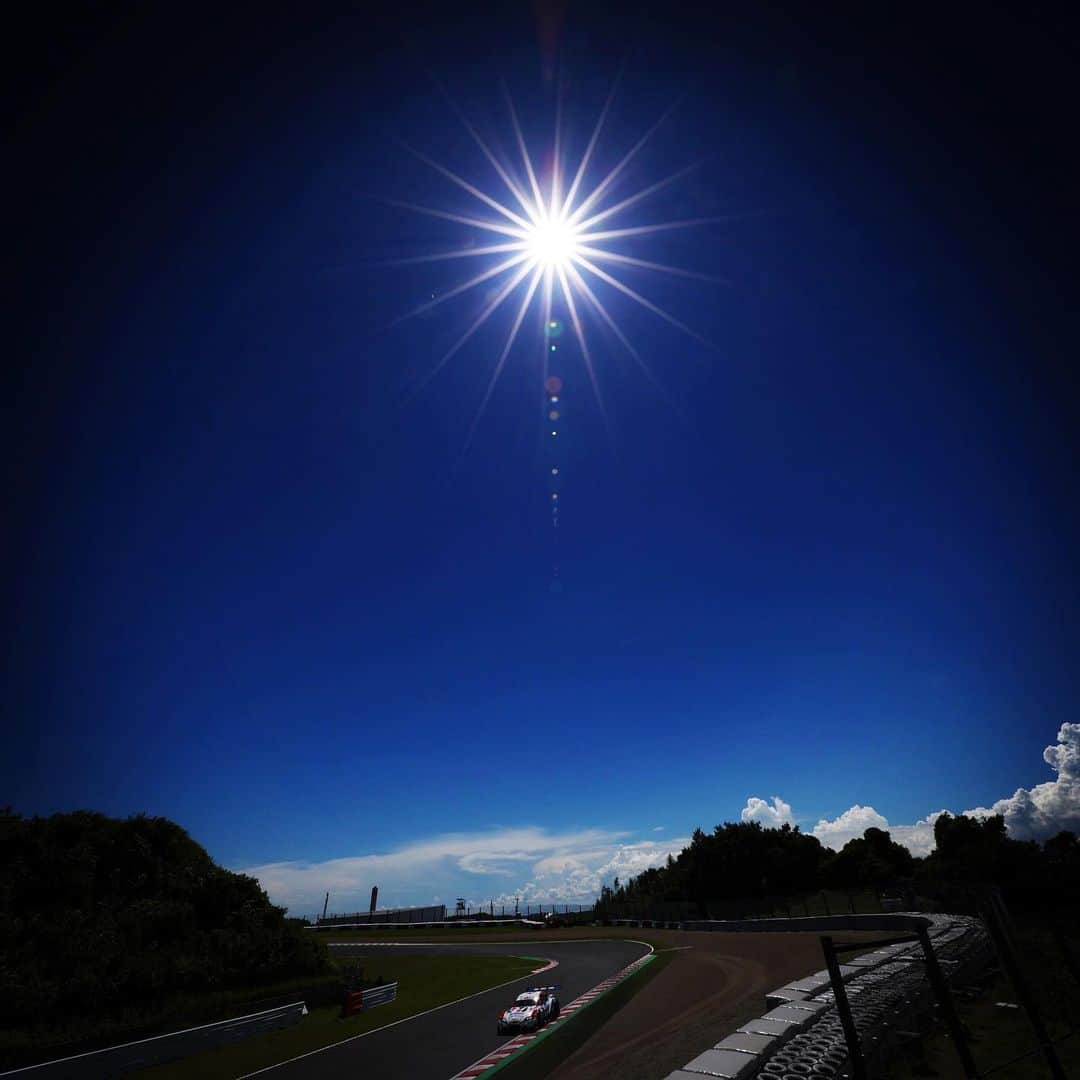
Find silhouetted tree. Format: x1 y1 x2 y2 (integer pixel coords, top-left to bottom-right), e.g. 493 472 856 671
822 827 915 889
0 809 328 1039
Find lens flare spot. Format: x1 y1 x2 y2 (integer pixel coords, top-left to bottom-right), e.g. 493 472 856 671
549 409 560 420
551 467 559 476
545 376 563 394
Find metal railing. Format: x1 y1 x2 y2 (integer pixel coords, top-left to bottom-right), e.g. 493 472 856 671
361 983 398 1010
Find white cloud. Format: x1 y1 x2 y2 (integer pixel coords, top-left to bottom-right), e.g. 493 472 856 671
741 796 794 828
888 811 950 858
495 837 691 906
812 805 889 850
237 825 629 915
238 727 1080 916
962 722 1080 841
795 724 1080 856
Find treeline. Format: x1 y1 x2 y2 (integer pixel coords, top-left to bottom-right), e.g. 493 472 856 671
0 809 329 1063
597 814 1080 917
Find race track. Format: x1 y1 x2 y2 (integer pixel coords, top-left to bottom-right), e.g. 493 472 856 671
244 939 650 1080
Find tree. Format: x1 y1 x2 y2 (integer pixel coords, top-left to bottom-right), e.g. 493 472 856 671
822 827 915 889
0 810 328 1041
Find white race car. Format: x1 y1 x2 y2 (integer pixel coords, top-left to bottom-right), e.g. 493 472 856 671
497 986 560 1034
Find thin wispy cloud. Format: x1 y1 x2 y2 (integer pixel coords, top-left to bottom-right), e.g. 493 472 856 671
238 825 649 914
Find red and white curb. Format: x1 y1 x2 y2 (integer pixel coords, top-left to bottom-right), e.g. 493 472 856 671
449 951 654 1079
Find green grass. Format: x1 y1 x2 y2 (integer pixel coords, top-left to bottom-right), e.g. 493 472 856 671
884 915 1080 1079
316 926 667 946
883 972 1079 1079
129 953 541 1080
487 951 675 1080
0 973 343 1070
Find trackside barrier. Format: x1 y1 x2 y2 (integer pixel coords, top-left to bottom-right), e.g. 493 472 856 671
341 982 398 1018
359 983 398 1010
0 1003 307 1080
309 919 544 931
664 913 993 1080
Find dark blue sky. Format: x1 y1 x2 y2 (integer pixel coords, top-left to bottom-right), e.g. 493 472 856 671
6 3 1078 910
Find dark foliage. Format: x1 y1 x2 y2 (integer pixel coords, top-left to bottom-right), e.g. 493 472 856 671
600 821 827 916
0 809 328 1036
597 813 1080 918
821 826 915 890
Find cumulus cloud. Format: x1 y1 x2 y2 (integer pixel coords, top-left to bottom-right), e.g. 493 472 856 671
239 727 1079 915
796 724 1080 855
887 811 951 858
809 806 948 857
812 805 889 850
962 722 1080 841
741 796 794 828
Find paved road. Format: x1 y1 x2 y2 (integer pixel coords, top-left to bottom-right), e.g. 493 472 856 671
253 939 649 1080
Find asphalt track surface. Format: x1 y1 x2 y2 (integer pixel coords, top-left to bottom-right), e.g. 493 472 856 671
253 939 650 1080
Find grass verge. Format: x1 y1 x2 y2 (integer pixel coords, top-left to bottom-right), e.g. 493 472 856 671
883 971 1079 1079
884 915 1079 1079
486 950 676 1080
129 953 540 1080
0 974 342 1070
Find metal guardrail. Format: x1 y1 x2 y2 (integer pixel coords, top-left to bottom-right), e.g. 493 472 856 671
0 1002 307 1080
361 982 398 1009
310 918 545 930
606 913 938 933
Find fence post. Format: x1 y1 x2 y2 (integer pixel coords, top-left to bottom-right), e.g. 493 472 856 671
981 893 1067 1080
915 925 979 1078
1051 921 1080 994
821 936 867 1080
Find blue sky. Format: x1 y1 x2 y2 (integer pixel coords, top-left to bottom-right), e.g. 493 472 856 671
7 5 1078 916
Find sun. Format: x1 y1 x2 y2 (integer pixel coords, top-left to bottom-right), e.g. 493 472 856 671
526 215 581 269
385 80 724 440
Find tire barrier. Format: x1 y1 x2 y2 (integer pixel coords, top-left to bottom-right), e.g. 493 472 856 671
665 913 992 1080
0 1003 308 1080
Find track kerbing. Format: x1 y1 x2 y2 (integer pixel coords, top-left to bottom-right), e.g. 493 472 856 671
449 944 655 1079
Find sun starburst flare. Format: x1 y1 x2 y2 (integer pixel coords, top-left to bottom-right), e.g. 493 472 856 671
386 82 729 427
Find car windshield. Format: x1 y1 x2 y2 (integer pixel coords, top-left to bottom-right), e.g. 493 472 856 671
514 995 537 1005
